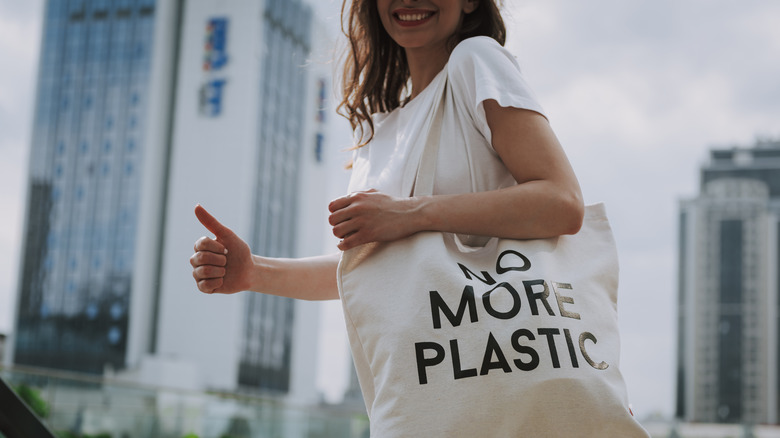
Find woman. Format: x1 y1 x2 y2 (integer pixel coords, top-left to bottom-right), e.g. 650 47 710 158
190 0 638 435
191 0 582 299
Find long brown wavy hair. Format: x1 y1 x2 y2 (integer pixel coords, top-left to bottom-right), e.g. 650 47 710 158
338 0 506 147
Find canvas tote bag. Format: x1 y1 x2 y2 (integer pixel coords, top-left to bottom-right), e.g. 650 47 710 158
337 77 650 437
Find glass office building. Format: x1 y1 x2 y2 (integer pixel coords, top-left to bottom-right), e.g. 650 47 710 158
677 139 780 424
240 0 313 392
16 0 157 374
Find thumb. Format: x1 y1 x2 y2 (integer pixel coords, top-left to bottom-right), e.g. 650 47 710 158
194 204 236 240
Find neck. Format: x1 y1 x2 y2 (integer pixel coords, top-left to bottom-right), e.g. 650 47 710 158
405 44 451 101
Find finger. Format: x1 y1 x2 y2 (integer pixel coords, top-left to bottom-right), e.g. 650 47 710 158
328 189 378 213
190 251 227 268
328 207 353 226
193 236 227 254
195 204 236 240
332 220 361 239
328 195 353 213
197 278 224 294
338 232 367 251
192 265 226 280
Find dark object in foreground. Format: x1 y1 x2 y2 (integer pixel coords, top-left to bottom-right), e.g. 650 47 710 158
0 376 57 438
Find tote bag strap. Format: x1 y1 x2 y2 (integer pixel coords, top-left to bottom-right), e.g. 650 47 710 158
412 77 448 197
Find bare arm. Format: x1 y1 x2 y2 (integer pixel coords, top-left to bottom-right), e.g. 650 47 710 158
329 101 584 250
191 205 340 300
250 253 340 300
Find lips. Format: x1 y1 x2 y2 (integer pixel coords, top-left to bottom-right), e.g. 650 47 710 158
393 8 436 26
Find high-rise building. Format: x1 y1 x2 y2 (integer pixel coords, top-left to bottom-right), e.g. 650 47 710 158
13 0 162 375
11 0 344 404
677 138 780 424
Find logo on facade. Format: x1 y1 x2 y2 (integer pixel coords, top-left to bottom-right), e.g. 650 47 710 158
203 18 229 71
200 17 229 117
199 79 227 117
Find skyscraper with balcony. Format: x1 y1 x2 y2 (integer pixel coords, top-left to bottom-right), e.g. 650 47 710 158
677 138 780 424
11 0 342 403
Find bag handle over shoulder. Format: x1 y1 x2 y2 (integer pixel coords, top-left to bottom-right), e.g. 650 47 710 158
412 77 449 197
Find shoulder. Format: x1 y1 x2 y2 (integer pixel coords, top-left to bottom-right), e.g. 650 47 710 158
451 35 505 56
447 36 520 73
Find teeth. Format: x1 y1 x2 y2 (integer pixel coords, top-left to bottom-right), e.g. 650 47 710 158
398 12 432 22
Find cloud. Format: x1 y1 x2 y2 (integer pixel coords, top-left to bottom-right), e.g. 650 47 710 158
0 166 23 333
0 1 42 151
506 0 780 214
0 1 41 333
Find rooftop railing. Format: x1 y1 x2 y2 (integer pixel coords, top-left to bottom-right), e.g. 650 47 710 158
0 365 368 438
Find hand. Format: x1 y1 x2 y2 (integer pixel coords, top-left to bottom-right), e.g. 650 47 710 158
328 189 423 251
191 205 254 294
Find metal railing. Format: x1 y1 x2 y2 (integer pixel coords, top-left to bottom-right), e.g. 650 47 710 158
0 365 368 438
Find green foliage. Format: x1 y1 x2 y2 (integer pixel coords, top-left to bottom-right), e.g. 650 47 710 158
13 383 50 419
182 434 200 438
56 432 113 438
55 432 108 438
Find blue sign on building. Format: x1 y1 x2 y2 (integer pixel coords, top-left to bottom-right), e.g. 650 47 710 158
200 79 227 117
203 18 229 71
201 17 230 117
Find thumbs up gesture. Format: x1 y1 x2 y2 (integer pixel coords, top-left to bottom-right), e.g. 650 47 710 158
190 205 254 294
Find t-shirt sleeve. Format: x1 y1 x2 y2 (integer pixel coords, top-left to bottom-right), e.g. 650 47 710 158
446 36 546 147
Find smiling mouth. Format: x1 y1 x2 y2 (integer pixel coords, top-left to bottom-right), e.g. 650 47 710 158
394 10 435 23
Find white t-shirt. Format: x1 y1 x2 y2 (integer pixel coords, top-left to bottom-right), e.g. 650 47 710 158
347 36 547 198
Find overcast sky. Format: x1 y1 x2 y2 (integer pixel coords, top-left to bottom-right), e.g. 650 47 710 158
2 0 780 420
